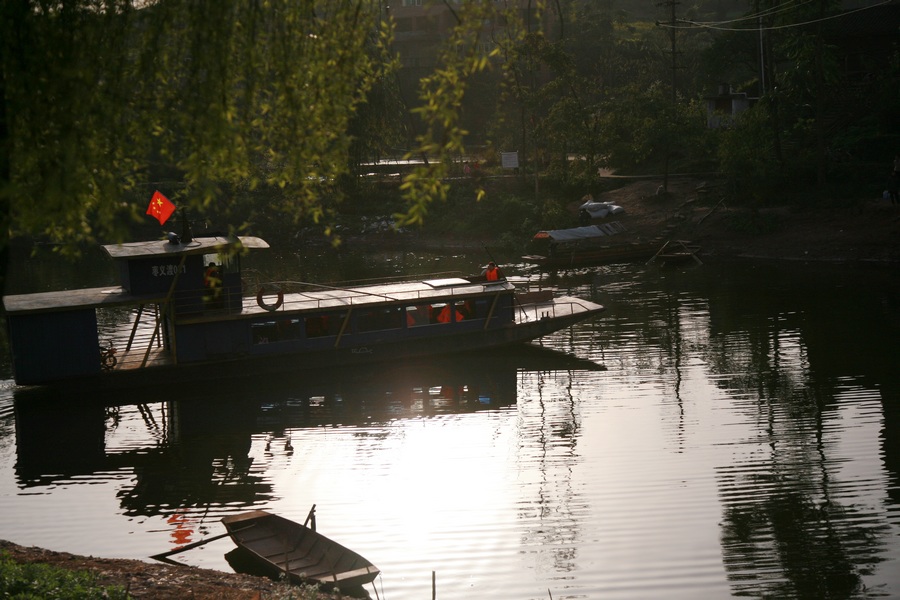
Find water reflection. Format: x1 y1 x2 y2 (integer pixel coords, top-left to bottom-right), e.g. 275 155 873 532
516 369 584 580
13 345 601 515
586 260 900 598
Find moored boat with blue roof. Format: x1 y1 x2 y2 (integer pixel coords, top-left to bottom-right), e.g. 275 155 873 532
3 232 605 390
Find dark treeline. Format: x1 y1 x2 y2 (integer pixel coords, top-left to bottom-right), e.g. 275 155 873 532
1 0 897 263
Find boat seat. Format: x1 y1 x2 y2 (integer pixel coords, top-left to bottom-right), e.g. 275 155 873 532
285 546 347 575
329 565 380 584
236 529 278 544
263 537 323 563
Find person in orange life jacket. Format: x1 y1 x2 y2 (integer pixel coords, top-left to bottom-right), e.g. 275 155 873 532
482 261 503 281
204 262 220 288
437 303 464 323
203 262 223 307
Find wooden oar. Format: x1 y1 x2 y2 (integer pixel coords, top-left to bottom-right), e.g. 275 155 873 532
690 246 704 265
646 240 670 264
149 531 233 564
150 521 257 564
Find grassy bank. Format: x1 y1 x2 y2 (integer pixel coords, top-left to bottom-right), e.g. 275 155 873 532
0 551 131 599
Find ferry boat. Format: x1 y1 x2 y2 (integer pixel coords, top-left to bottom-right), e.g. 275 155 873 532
3 233 605 390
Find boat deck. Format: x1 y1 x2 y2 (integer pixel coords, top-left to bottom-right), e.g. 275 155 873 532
515 295 602 323
111 346 172 371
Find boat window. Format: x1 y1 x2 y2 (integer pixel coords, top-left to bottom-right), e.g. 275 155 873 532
405 304 432 327
203 252 238 275
432 303 464 324
251 322 276 344
305 312 345 338
357 306 403 332
457 300 475 320
251 319 304 344
406 300 479 326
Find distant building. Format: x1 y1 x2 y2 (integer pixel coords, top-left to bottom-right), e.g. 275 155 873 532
705 84 756 129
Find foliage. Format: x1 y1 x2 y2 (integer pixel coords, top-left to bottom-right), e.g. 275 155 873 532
1 0 391 253
716 102 788 202
597 82 712 172
421 182 529 237
0 551 130 599
346 50 407 176
2 0 896 268
490 1 717 188
396 2 525 228
700 0 897 197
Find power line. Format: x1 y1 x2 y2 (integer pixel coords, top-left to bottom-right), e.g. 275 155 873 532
659 0 894 32
681 0 813 28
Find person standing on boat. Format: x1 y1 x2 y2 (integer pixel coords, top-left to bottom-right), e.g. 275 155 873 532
482 261 504 281
204 262 222 307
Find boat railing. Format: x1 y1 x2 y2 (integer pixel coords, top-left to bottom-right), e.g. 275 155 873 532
514 295 593 323
285 271 467 289
96 304 168 372
128 272 516 322
123 278 501 322
241 276 506 312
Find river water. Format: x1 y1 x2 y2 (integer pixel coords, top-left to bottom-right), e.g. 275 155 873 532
1 246 899 599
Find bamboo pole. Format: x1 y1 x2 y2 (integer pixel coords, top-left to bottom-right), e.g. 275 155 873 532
149 531 232 564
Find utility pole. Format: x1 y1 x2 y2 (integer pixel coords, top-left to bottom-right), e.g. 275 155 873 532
758 14 766 95
656 0 680 191
667 0 678 104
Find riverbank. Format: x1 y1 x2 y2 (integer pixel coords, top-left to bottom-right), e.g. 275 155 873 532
0 539 336 600
350 177 900 265
530 177 900 265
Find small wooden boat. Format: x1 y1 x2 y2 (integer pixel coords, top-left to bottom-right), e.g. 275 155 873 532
523 241 660 270
221 509 380 589
522 223 665 270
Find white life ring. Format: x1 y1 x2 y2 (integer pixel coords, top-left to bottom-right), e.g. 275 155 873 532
257 285 284 311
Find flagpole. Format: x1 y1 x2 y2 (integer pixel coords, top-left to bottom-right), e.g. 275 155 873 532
180 207 193 244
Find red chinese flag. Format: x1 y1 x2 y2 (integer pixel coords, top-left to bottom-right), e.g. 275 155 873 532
146 190 176 225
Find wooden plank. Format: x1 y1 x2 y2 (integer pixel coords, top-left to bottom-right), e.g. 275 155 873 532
149 531 233 562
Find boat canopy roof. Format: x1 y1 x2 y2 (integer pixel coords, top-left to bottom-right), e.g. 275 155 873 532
241 278 514 315
533 224 624 242
2 286 158 314
102 235 268 260
4 272 514 316
535 226 602 242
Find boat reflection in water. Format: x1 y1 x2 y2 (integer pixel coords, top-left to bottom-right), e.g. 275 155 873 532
13 344 604 517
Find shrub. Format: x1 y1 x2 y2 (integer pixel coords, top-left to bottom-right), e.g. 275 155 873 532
0 552 130 599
